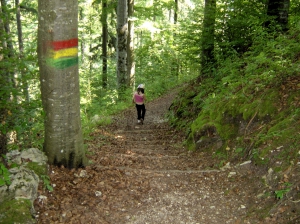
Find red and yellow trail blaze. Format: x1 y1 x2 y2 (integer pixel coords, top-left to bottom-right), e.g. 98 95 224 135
46 38 78 69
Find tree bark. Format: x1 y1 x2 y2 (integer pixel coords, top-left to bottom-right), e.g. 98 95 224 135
200 0 216 78
1 0 14 59
15 0 29 102
117 0 128 98
79 8 85 63
0 0 15 155
102 0 108 88
174 0 178 24
127 0 135 87
1 0 14 85
38 0 87 168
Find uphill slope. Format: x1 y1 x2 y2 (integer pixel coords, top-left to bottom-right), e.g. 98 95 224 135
35 90 271 224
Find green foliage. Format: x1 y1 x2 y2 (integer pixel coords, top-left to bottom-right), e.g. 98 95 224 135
41 175 53 192
275 183 292 199
171 13 300 174
0 162 11 186
251 149 269 165
234 147 245 154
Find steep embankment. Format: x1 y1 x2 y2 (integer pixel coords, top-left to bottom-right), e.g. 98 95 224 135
169 75 300 223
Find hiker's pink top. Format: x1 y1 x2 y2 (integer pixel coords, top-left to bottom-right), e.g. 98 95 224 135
133 92 145 105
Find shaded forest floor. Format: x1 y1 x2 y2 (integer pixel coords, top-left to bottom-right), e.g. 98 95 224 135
34 89 299 224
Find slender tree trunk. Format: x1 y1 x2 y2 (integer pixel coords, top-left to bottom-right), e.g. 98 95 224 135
1 0 14 86
0 27 8 153
38 0 87 168
174 0 178 24
79 8 85 63
171 0 179 77
0 0 15 155
15 0 29 102
200 0 216 78
15 0 23 55
266 0 290 31
117 0 128 98
127 0 135 87
153 0 157 22
0 8 6 155
102 0 108 88
1 0 14 59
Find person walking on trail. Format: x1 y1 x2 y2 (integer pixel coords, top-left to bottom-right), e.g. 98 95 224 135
132 84 146 124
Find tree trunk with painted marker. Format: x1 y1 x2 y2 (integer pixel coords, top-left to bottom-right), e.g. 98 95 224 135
37 0 87 168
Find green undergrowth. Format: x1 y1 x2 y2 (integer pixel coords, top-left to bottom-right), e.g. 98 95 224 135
169 28 300 167
168 29 300 221
0 198 35 224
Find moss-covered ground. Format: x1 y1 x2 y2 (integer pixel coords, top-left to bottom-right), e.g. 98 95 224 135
0 199 35 224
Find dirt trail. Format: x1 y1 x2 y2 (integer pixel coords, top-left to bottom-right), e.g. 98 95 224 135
35 90 264 224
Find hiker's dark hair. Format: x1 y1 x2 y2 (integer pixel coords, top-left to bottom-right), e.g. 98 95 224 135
137 88 144 94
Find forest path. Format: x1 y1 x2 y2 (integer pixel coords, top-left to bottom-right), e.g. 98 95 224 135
35 89 262 224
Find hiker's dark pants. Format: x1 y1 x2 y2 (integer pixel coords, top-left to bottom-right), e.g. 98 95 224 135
136 104 146 120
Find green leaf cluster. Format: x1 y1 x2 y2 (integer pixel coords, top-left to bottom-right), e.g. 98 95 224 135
0 162 11 186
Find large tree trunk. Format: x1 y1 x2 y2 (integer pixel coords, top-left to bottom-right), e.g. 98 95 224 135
200 0 216 78
127 0 135 87
266 0 290 31
117 0 128 98
38 0 87 168
102 0 108 88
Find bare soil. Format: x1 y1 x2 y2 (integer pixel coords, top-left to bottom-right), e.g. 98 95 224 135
34 90 300 224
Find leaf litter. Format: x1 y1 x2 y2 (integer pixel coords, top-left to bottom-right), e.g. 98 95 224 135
34 88 300 224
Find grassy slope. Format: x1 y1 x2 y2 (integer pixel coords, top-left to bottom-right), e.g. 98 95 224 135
168 29 300 220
